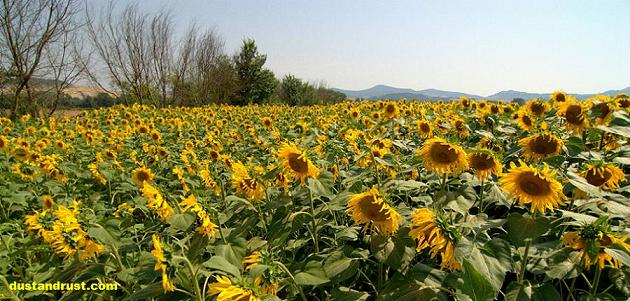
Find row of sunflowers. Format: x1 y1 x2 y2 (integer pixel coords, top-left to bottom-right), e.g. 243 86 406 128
0 92 629 300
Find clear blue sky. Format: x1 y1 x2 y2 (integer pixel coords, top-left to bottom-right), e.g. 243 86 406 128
134 0 630 96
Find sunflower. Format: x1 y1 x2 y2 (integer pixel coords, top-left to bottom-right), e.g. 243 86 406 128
131 167 154 186
499 161 566 214
467 149 502 180
383 102 399 119
418 137 468 176
516 112 535 131
416 120 433 138
231 162 265 201
590 102 612 126
278 142 319 184
42 195 55 210
518 132 564 161
346 186 402 235
208 275 261 301
551 90 567 105
261 117 273 128
151 234 175 292
557 101 589 133
409 208 461 270
562 220 630 269
525 99 548 118
243 251 261 271
580 163 625 190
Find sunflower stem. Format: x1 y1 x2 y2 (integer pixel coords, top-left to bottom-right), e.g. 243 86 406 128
590 262 602 296
440 173 448 193
478 178 485 213
598 131 605 151
275 261 308 301
308 187 319 253
518 238 532 284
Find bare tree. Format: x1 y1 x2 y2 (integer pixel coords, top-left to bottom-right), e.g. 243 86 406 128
0 0 79 118
149 11 173 107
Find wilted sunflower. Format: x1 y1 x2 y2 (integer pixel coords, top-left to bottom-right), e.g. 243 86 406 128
467 149 502 180
208 275 261 301
518 132 564 161
557 101 589 133
131 167 154 186
231 162 265 201
580 163 625 190
151 234 175 292
562 218 630 269
418 137 468 176
278 142 319 184
499 161 566 214
409 208 461 270
346 186 402 235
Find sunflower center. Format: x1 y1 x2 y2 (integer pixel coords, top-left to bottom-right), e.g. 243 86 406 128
429 143 458 164
522 115 532 126
530 103 545 115
592 103 610 119
584 169 611 187
242 178 257 190
287 153 309 173
471 154 494 170
137 171 150 182
518 172 551 196
555 94 566 102
420 123 430 133
530 136 558 155
358 197 388 221
565 105 584 124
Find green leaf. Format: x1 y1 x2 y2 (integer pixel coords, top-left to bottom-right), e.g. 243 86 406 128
460 259 495 301
566 171 603 197
331 287 370 301
126 282 167 300
307 178 333 199
215 237 247 268
605 248 630 267
203 256 241 277
166 213 196 232
323 251 357 282
370 229 416 272
294 272 329 286
87 226 120 247
505 213 550 246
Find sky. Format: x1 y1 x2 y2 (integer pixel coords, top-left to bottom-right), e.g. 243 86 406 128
131 0 630 96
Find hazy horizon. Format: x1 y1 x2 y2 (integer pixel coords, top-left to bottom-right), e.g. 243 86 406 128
130 0 630 96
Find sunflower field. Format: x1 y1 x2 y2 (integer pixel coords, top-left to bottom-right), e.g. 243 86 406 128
1 92 630 301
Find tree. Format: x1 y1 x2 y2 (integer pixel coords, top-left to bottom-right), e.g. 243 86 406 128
0 0 80 118
233 39 277 105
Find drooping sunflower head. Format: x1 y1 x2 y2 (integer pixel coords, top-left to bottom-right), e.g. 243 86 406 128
580 162 625 190
518 132 564 161
557 100 589 133
418 137 468 176
562 218 630 269
346 186 402 236
278 142 319 184
409 208 461 270
42 195 55 211
467 149 502 180
614 94 630 109
131 167 154 186
208 275 261 301
499 161 566 214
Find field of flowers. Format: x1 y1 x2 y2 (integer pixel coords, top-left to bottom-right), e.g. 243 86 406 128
1 92 630 301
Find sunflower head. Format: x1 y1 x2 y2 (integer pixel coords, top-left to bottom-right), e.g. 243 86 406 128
418 137 468 176
346 186 402 236
416 120 433 138
467 149 502 180
409 208 461 270
526 99 549 117
580 162 625 190
383 102 399 118
278 142 319 184
518 132 564 161
132 167 154 186
499 161 566 214
558 101 589 133
590 101 613 125
516 111 535 131
551 91 567 105
562 217 630 269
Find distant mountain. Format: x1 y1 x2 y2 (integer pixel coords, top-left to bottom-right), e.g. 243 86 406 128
333 84 630 101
